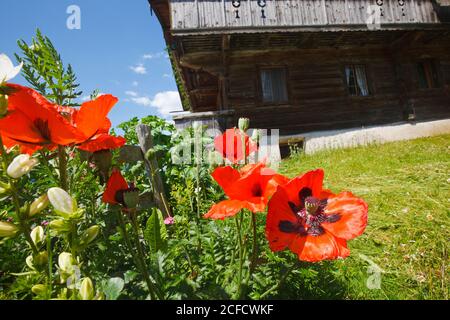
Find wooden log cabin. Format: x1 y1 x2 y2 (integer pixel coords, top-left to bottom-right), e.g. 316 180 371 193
149 0 450 137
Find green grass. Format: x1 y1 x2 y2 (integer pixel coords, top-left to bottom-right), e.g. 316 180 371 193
279 134 449 300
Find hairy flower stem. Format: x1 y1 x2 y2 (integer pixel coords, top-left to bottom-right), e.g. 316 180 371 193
250 213 258 273
129 211 162 300
116 211 141 271
241 133 247 165
57 146 68 191
234 214 244 299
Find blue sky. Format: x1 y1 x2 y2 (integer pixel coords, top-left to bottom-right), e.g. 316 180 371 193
0 0 182 127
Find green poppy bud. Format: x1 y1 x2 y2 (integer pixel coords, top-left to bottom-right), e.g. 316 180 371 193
0 221 19 238
79 277 94 300
92 149 113 175
31 284 47 295
238 118 250 133
123 188 140 209
145 148 156 160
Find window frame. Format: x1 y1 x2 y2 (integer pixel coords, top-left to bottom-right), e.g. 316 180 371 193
416 59 442 90
257 66 290 106
343 64 372 97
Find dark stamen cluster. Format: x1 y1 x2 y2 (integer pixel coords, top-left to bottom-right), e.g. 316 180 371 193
279 187 340 237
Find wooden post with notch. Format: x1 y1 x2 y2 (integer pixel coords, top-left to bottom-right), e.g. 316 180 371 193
136 124 172 218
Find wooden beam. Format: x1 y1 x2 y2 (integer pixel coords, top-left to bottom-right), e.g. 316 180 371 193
221 34 231 111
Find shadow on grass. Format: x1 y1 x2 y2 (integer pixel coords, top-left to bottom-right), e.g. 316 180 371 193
271 261 348 300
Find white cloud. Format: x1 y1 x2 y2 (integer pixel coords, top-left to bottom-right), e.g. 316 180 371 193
131 96 152 106
142 52 167 60
129 63 147 75
125 90 138 97
151 91 183 115
162 73 172 78
132 81 139 87
130 91 182 116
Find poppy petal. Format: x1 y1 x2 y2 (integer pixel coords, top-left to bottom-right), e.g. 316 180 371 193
77 134 126 153
322 192 368 240
243 198 266 213
283 169 324 206
6 84 81 145
204 200 245 220
291 232 350 262
74 94 118 139
214 128 257 163
0 110 45 143
211 166 241 198
103 170 129 204
266 187 299 251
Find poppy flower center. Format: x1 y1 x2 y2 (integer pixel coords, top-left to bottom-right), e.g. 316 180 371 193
115 183 139 208
251 183 263 197
279 188 340 237
33 119 51 141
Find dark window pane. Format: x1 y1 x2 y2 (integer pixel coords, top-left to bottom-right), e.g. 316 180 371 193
261 68 288 103
345 65 369 96
417 60 440 89
417 62 428 88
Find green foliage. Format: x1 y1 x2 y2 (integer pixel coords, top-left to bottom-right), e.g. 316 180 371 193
144 208 167 253
100 277 125 300
167 47 190 111
15 29 82 105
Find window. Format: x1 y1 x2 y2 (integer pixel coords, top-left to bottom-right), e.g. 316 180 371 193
345 65 370 96
260 67 288 103
417 60 440 89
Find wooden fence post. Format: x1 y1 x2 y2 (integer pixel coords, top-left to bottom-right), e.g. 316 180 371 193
136 124 172 218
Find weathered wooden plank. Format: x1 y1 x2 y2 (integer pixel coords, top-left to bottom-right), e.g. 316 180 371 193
136 124 172 219
170 0 442 31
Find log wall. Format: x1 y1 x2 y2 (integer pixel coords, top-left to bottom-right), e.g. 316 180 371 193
224 46 450 134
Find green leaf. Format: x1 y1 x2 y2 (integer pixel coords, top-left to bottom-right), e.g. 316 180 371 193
144 208 167 253
101 277 125 300
124 270 139 284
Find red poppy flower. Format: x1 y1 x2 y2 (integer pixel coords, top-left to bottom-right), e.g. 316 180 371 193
214 128 257 164
71 95 126 152
266 169 368 262
102 169 138 208
0 84 82 154
204 163 289 220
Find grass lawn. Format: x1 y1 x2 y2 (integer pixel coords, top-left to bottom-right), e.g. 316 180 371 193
279 134 449 300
